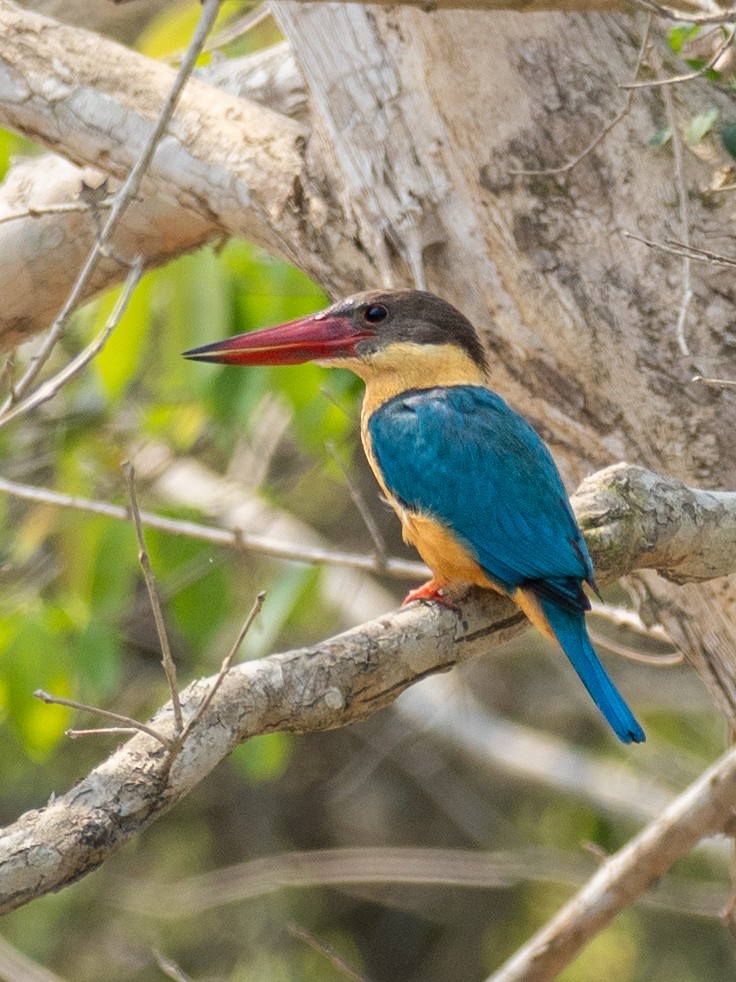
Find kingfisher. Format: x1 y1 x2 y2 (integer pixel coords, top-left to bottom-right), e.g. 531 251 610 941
184 290 644 743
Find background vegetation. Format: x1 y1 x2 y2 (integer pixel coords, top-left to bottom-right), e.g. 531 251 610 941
0 3 733 980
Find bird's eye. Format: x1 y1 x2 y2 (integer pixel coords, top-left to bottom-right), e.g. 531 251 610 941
363 304 388 324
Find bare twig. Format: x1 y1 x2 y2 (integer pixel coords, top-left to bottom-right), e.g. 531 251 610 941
289 924 373 982
621 230 736 268
326 441 388 568
588 628 684 665
67 727 140 739
0 0 222 419
1 352 15 401
509 17 650 176
659 57 693 356
0 475 427 580
634 0 736 25
621 25 735 88
0 198 114 226
0 256 144 430
153 951 195 982
34 690 173 748
693 374 736 389
588 600 671 641
178 591 266 744
588 599 682 664
122 461 184 735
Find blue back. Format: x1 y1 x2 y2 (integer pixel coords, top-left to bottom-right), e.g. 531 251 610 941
368 385 595 597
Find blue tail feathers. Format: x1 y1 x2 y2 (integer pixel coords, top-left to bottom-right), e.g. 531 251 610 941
538 597 645 744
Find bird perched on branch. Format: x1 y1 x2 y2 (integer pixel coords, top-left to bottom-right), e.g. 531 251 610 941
184 290 644 744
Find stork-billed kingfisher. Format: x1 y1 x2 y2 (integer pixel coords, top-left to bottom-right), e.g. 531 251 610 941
184 290 644 744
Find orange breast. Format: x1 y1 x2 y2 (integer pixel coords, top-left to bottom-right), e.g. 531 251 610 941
397 508 499 591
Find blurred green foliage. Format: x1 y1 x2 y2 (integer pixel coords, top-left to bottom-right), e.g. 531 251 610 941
0 5 732 982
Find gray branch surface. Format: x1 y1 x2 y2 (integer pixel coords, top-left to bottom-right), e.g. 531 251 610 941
0 463 735 915
0 1 352 348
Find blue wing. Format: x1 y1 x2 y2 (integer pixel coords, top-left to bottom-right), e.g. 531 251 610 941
368 385 594 600
368 385 644 744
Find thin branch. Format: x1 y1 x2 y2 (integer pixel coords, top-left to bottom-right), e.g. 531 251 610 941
693 374 736 389
133 843 728 920
0 198 114 226
634 0 736 25
289 924 373 982
0 475 427 580
34 690 173 749
588 628 684 666
0 256 144 431
67 727 140 739
621 230 736 268
122 461 183 735
588 600 671 642
153 951 195 982
0 0 222 418
509 17 650 176
588 600 682 664
621 25 735 88
178 591 266 745
326 440 389 569
486 739 736 981
659 56 693 356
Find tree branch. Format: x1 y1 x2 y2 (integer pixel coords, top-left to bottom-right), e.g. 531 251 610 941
0 1 364 349
0 462 734 913
487 741 736 981
574 463 736 584
0 41 307 349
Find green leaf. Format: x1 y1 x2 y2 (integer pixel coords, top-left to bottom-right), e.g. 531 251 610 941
687 108 719 145
648 127 672 147
1 607 72 758
667 23 700 54
232 732 293 783
91 270 154 401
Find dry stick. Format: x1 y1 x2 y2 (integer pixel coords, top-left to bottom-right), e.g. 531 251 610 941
622 25 736 88
288 924 374 982
177 591 266 745
508 16 651 176
693 374 736 389
326 440 389 569
587 628 684 666
0 256 144 430
487 739 736 982
658 57 692 357
0 0 222 420
621 230 736 268
588 599 671 642
153 951 195 982
34 690 173 748
122 461 184 735
0 475 427 580
587 599 682 665
0 198 114 226
0 352 14 401
634 0 736 25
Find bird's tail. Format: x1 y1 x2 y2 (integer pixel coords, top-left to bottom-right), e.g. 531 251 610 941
513 587 645 744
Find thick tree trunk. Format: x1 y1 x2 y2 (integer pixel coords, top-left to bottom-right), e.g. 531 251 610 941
271 3 736 722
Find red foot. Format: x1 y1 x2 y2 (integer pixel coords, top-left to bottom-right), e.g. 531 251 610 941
402 579 459 611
